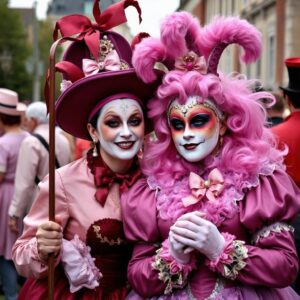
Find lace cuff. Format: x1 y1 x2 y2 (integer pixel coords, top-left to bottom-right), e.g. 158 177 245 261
206 232 248 280
61 235 102 293
252 222 294 244
151 239 196 295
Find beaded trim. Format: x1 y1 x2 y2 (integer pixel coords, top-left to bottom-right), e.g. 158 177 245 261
92 225 124 245
223 240 248 280
152 251 186 294
252 222 294 244
151 240 195 295
186 278 224 300
167 97 224 120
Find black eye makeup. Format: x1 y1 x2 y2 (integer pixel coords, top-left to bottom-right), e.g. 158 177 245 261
170 118 185 131
128 116 142 126
190 114 211 128
105 118 120 128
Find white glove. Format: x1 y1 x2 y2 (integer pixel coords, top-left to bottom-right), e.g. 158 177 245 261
170 211 225 260
168 231 191 264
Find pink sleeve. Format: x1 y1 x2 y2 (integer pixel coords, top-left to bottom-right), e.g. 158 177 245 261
121 178 167 298
12 171 70 279
0 143 8 172
9 137 39 217
237 168 300 286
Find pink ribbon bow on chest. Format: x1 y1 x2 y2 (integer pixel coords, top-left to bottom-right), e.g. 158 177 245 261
82 50 121 76
182 168 225 207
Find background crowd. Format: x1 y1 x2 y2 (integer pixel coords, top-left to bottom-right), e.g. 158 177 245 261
0 0 300 300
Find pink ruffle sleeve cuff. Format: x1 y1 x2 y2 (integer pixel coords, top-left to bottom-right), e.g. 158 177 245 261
61 235 102 293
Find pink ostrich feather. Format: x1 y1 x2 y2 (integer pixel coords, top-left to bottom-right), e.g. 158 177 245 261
160 11 202 59
132 37 167 83
198 16 262 64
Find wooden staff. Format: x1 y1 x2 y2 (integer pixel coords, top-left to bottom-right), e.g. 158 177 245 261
47 38 61 300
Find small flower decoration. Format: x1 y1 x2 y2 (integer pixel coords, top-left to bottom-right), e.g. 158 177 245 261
174 51 207 73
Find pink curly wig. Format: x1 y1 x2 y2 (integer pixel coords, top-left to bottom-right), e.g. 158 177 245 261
133 12 284 184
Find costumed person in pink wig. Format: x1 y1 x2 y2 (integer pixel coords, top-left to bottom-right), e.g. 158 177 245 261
12 1 155 299
121 12 300 299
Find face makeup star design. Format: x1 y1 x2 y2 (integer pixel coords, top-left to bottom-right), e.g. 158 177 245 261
96 99 144 160
168 96 221 162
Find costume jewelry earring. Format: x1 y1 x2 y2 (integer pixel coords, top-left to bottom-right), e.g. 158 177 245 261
137 147 144 159
92 139 98 157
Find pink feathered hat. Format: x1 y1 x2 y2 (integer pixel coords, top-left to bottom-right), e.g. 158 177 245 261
51 0 156 140
132 12 261 84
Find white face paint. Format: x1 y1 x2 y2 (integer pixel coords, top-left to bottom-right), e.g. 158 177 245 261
168 96 221 162
96 99 144 160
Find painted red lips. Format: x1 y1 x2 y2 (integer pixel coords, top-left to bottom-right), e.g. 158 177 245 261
183 143 200 150
115 141 135 149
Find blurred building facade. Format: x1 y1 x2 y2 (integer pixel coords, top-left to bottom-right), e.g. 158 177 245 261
47 0 114 17
12 8 35 44
179 0 300 90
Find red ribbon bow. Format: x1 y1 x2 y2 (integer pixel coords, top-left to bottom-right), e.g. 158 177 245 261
182 169 225 207
53 0 142 61
87 149 141 206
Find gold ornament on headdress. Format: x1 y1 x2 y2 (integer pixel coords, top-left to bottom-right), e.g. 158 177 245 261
168 97 224 120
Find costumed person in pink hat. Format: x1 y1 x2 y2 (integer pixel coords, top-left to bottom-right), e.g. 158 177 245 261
0 88 28 300
121 12 300 299
12 1 154 299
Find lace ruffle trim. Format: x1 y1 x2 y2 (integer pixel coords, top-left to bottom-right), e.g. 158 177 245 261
61 235 102 293
206 232 248 280
147 162 278 225
152 239 196 295
252 222 294 244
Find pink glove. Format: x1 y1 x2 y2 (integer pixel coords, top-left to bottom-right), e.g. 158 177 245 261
169 231 191 264
61 235 102 293
170 211 225 260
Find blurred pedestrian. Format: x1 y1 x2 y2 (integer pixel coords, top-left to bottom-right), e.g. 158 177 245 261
272 58 300 187
272 57 300 294
0 88 28 300
74 138 92 160
57 129 76 161
8 102 71 234
265 92 286 127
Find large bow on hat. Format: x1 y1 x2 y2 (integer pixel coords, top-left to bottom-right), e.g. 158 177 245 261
53 0 142 61
182 169 225 207
82 50 122 76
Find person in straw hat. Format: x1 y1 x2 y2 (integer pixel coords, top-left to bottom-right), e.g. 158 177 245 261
12 0 155 299
0 88 28 300
121 12 300 299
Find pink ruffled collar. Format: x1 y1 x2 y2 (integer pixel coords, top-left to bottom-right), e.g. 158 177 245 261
148 162 277 226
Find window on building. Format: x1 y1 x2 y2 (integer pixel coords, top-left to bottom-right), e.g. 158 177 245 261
267 33 275 86
256 58 261 79
246 65 251 79
56 4 66 12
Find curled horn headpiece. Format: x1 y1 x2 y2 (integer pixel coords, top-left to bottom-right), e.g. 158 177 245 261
198 16 262 75
132 12 262 83
132 11 202 83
